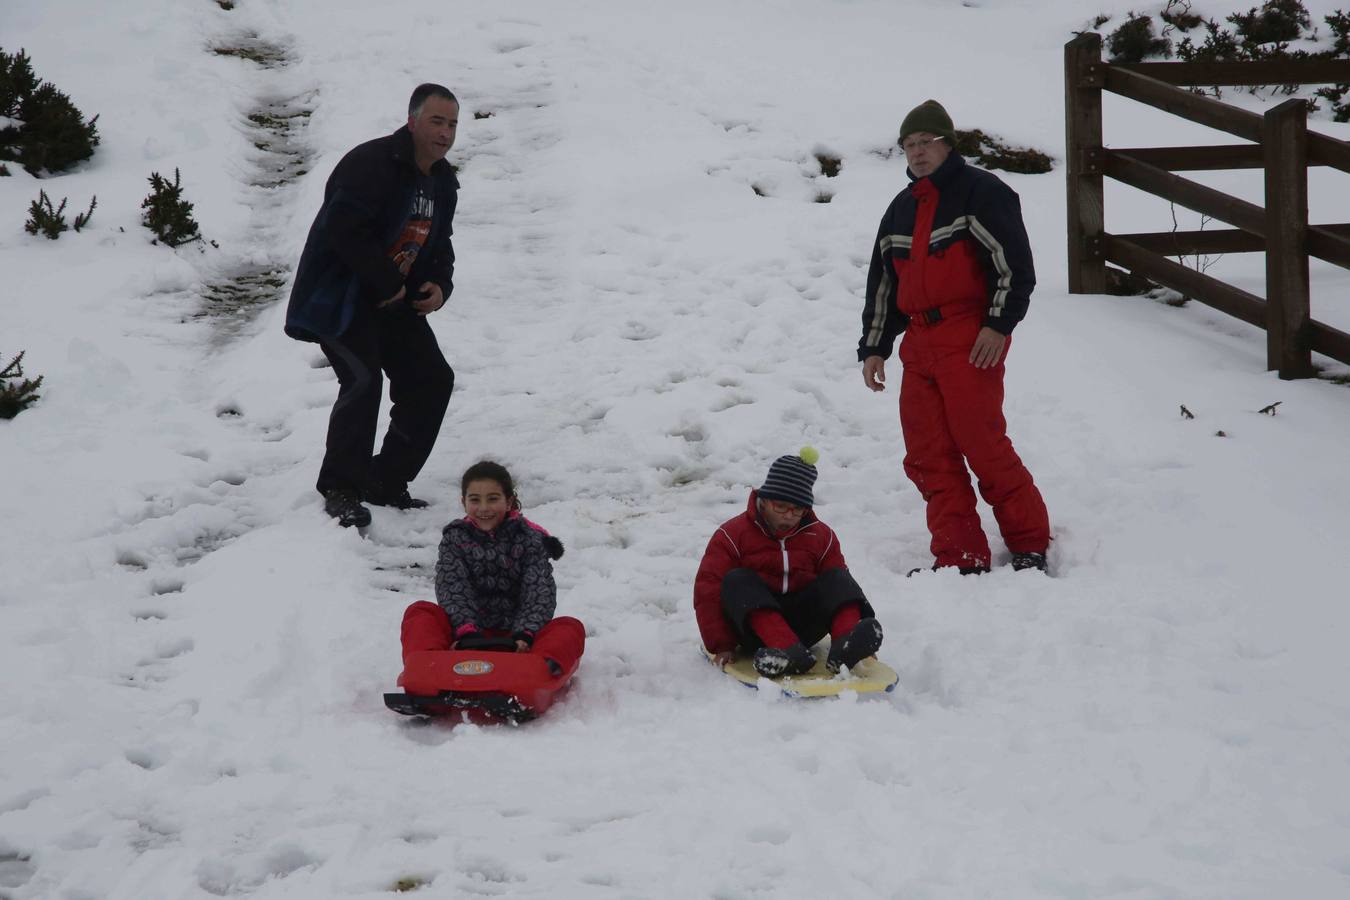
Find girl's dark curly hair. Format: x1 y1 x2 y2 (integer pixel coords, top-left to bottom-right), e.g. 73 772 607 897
460 460 519 508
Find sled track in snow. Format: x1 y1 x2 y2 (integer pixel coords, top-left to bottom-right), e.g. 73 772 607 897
197 27 314 344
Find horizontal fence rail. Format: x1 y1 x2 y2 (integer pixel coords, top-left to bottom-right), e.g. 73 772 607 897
1066 32 1350 378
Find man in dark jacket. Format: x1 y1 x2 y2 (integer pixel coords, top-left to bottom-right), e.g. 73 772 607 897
858 100 1050 574
285 83 460 527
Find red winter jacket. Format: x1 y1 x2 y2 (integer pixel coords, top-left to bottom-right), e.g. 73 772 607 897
693 491 848 653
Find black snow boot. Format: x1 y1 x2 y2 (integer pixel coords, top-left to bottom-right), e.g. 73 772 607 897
752 642 816 678
1011 552 1047 572
364 479 429 510
324 488 372 528
827 617 884 673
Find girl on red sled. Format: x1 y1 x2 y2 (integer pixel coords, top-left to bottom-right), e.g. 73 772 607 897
396 460 585 714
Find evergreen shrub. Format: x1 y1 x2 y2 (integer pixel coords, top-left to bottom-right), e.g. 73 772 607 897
141 168 201 246
0 351 43 419
0 47 99 176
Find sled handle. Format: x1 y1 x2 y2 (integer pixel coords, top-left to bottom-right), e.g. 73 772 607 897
454 634 519 652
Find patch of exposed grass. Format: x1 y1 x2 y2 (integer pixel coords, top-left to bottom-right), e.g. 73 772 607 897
211 33 288 67
952 128 1053 174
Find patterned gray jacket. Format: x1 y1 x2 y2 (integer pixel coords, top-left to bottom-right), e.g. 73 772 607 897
434 514 559 636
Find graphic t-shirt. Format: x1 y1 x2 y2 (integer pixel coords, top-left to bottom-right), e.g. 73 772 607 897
388 175 435 276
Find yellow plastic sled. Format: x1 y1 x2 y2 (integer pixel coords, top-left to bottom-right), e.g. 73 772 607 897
703 647 898 699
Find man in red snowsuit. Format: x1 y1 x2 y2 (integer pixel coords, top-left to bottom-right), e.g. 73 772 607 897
859 100 1050 573
693 450 883 677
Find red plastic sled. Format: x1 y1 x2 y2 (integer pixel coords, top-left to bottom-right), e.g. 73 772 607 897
384 636 579 723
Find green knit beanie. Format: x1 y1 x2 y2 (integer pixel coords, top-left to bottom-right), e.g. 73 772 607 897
899 99 957 147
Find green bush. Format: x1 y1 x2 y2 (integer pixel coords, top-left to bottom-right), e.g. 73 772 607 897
23 191 95 239
1317 10 1350 120
0 48 39 117
141 168 201 246
1160 0 1205 31
0 47 99 176
24 189 66 239
1228 0 1310 45
0 351 43 419
1108 14 1173 62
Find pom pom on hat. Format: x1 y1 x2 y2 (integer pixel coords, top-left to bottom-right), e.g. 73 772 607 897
799 446 819 466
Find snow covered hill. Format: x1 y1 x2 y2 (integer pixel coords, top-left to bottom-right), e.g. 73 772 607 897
3 1 1350 897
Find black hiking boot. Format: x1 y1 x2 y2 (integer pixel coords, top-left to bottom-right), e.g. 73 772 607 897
752 642 816 678
827 618 884 674
323 488 372 528
1011 552 1047 572
364 479 429 510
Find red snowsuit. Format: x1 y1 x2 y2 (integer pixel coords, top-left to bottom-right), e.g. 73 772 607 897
859 152 1049 569
693 492 851 654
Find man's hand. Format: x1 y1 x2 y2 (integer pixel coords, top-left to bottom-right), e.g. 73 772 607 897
969 327 1007 369
377 285 407 309
862 356 887 392
515 639 531 653
411 281 445 316
712 650 737 668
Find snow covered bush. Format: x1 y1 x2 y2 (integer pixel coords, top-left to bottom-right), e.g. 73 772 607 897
1091 2 1350 119
0 47 39 119
0 351 43 419
0 47 100 176
24 190 95 239
1107 13 1173 62
141 168 201 247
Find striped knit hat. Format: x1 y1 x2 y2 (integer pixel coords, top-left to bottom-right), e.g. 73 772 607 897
758 447 819 508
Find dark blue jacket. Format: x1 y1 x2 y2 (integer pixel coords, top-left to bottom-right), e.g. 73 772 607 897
859 153 1035 360
285 126 459 342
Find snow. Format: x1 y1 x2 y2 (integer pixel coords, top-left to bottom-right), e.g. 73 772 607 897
4 0 1350 897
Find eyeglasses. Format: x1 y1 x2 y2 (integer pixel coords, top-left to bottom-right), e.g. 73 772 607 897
764 499 805 516
901 135 944 153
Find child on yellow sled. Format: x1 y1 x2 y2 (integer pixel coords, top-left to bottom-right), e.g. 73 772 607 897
693 449 882 678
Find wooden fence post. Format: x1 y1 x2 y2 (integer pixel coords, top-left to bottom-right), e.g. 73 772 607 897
1263 98 1313 379
1066 33 1106 294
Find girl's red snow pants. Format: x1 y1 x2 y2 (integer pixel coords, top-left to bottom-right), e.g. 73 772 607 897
400 600 585 671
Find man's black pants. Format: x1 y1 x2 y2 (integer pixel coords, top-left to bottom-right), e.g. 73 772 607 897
316 307 454 495
720 567 873 651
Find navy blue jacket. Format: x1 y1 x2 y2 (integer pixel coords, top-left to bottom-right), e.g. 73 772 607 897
285 126 458 342
859 153 1035 360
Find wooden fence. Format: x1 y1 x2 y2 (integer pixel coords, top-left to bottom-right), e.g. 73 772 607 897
1065 32 1350 379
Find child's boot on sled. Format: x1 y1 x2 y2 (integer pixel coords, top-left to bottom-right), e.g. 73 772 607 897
827 617 883 674
753 642 815 677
